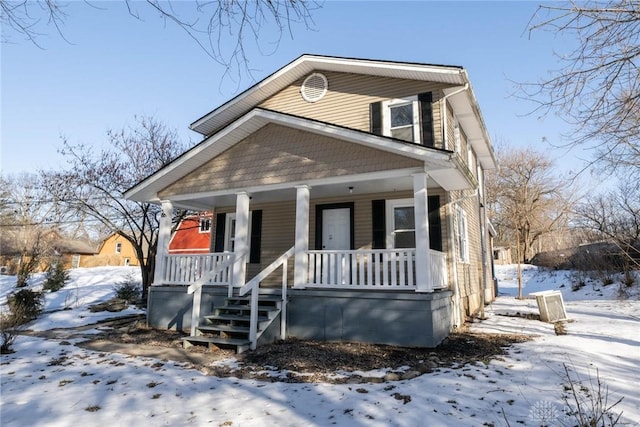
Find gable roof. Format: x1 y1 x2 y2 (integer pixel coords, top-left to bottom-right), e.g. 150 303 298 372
189 54 495 169
190 54 467 137
125 108 457 203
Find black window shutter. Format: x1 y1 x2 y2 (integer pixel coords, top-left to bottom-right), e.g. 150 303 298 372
370 101 382 136
418 92 434 147
214 213 226 252
428 195 442 251
372 200 386 249
249 210 262 264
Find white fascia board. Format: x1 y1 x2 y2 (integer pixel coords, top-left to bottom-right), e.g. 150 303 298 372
125 109 268 202
444 73 497 170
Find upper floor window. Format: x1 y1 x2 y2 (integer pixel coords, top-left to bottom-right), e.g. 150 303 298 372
456 205 469 263
199 217 211 233
370 92 434 147
383 97 420 143
454 118 461 153
115 242 122 254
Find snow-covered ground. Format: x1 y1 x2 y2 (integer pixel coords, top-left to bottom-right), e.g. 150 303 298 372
1 265 639 426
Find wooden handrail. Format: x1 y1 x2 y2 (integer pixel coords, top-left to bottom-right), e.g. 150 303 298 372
187 254 235 337
239 246 295 296
239 246 294 350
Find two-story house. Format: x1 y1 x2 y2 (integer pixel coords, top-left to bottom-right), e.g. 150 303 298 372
125 55 497 353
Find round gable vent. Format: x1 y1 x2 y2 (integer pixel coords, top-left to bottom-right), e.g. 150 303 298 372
301 73 328 103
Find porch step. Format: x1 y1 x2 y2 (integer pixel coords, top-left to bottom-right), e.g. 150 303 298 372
186 293 283 354
204 313 270 323
197 324 250 334
182 336 251 353
217 304 279 313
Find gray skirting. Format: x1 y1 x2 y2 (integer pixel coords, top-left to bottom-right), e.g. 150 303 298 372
147 285 452 348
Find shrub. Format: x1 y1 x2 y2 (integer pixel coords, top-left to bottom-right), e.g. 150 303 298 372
114 276 141 303
0 311 18 354
561 363 623 427
43 260 70 292
8 289 44 324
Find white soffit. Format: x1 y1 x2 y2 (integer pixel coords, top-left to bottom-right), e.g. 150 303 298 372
190 55 466 137
444 83 497 170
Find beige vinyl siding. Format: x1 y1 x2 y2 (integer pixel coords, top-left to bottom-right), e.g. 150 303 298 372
213 189 448 288
445 101 479 180
431 91 445 150
259 71 450 139
159 124 422 198
449 190 484 317
445 103 456 151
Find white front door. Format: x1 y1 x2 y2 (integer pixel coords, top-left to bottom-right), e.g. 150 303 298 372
322 208 351 250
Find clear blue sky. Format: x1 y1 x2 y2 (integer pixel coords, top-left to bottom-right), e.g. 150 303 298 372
1 1 590 177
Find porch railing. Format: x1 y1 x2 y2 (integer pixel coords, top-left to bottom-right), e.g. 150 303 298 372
238 246 294 350
161 253 234 285
186 253 236 337
429 250 448 289
306 248 448 289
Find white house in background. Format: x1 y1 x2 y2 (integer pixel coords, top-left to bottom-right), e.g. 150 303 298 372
125 54 497 353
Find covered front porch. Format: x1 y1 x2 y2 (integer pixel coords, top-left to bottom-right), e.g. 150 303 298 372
150 170 457 350
154 171 451 290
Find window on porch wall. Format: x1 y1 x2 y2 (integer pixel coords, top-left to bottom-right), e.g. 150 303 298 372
386 199 416 249
214 211 262 264
223 213 252 253
384 197 442 251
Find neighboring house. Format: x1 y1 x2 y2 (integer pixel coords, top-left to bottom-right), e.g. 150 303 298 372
492 246 512 265
0 229 97 273
86 233 141 267
125 55 497 352
168 212 213 255
50 238 98 269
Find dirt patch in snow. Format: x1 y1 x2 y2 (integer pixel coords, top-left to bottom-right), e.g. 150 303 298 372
80 320 530 384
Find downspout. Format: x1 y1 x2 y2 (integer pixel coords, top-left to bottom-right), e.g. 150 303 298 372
441 83 469 330
447 194 462 329
477 173 488 319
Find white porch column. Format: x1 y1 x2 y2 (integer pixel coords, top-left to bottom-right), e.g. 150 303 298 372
153 200 173 285
232 192 250 287
413 173 433 292
293 185 310 289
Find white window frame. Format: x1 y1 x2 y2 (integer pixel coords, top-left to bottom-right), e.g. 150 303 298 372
385 198 416 249
454 117 461 153
223 212 252 253
456 205 469 263
382 97 420 143
115 242 122 254
199 217 211 233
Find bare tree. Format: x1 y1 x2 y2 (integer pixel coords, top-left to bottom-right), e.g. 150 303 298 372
578 181 640 271
486 147 577 263
43 116 188 296
487 146 578 298
1 0 318 79
0 173 66 285
523 1 640 177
